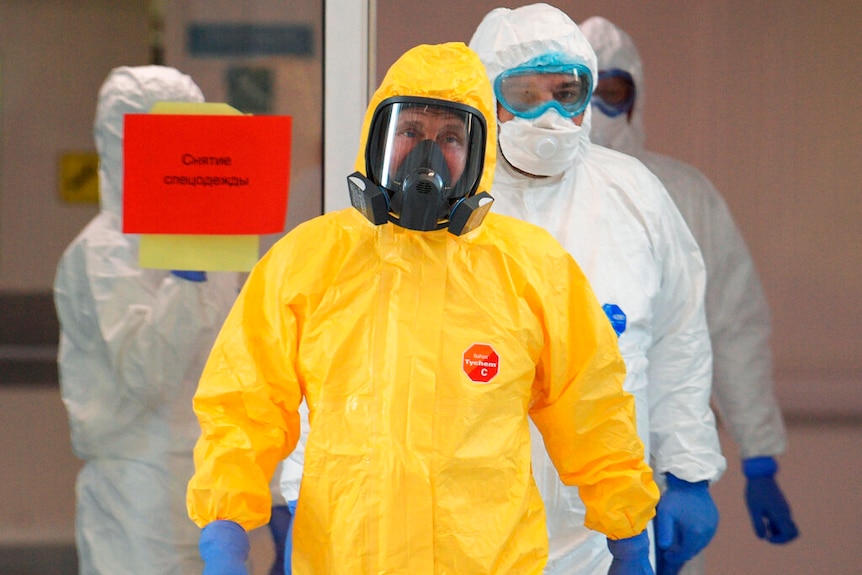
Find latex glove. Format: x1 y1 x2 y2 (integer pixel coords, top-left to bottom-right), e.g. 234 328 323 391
284 500 297 574
743 456 799 543
200 520 250 575
171 270 207 282
268 505 292 575
655 552 684 575
607 530 654 575
655 473 719 575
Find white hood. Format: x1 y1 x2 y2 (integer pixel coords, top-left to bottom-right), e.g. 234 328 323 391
469 3 598 156
94 66 204 217
580 16 647 155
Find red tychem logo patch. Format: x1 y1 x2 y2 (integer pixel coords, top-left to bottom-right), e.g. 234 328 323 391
463 343 499 383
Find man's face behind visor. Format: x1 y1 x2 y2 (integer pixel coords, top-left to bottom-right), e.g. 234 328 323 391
388 105 469 185
368 98 485 202
351 96 490 234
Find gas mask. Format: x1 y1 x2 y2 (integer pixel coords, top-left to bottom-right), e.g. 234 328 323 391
498 108 585 177
348 96 493 235
388 139 453 230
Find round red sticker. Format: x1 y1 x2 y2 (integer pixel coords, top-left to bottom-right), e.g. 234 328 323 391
463 343 499 383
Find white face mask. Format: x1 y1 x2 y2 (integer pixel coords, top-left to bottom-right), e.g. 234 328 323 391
498 109 585 177
589 107 639 155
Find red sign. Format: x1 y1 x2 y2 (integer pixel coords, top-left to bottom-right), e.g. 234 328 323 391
463 343 499 383
122 114 291 234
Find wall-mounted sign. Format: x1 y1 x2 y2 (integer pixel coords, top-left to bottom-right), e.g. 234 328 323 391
187 23 314 57
227 66 274 115
59 151 99 204
123 101 292 271
123 112 291 234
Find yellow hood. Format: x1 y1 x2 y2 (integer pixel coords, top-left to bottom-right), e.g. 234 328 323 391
354 42 497 197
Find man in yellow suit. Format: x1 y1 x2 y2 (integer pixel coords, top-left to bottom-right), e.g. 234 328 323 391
186 42 659 575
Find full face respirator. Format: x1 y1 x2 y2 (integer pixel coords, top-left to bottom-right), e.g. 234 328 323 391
348 96 493 236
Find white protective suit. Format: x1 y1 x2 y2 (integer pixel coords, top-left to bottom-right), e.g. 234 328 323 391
469 6 726 574
581 15 787 460
54 66 240 575
582 16 789 574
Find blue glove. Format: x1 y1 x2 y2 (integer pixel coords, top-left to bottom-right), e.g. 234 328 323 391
200 520 250 575
607 530 654 575
743 456 799 544
284 499 297 574
656 552 684 575
655 473 719 575
268 505 292 575
171 270 207 282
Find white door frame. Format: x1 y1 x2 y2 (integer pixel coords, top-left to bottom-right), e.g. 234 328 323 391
323 0 374 213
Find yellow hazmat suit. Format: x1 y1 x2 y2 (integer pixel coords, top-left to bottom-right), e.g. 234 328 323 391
187 42 658 574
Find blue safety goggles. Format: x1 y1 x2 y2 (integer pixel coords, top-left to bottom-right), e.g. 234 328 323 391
494 54 593 120
592 69 636 118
